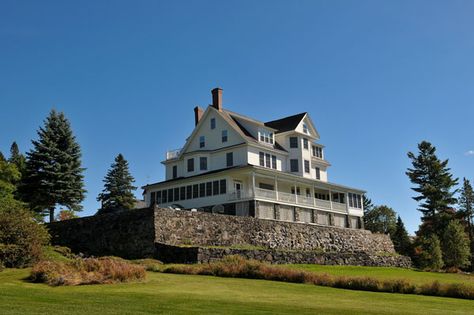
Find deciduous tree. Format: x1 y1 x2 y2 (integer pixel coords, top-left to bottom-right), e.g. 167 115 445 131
364 205 397 235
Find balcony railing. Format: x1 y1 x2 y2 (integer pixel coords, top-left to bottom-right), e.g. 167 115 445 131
166 148 182 160
229 188 352 213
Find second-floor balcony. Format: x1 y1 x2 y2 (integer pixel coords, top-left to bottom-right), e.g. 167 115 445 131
166 148 182 160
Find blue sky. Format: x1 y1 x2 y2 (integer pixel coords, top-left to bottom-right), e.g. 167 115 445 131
1 1 473 233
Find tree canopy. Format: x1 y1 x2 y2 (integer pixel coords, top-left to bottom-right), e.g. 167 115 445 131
364 205 397 235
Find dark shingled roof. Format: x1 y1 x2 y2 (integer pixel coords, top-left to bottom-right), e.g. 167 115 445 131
265 112 307 133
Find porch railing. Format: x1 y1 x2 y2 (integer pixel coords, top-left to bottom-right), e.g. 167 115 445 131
228 188 351 213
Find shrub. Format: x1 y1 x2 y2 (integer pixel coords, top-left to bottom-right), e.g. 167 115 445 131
30 257 146 286
132 258 163 272
0 207 50 268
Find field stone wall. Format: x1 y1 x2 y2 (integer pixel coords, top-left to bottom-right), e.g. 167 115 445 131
154 207 396 254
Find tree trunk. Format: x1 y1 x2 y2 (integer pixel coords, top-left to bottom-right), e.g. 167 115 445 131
49 207 55 223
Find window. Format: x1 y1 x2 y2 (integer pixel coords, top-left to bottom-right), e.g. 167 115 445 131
206 182 212 196
312 146 323 158
220 179 227 194
180 187 185 200
156 191 162 203
258 129 274 144
187 158 194 172
315 167 321 180
210 118 216 129
348 193 362 208
193 184 199 198
186 185 192 199
304 160 310 173
200 157 207 171
259 183 274 190
303 138 309 150
265 153 271 168
213 181 219 195
222 130 228 142
150 192 155 205
259 152 265 166
199 136 205 148
174 188 179 201
289 137 298 148
271 155 277 169
290 159 299 172
303 123 309 134
172 165 177 178
306 188 311 197
168 189 174 202
333 193 345 204
199 183 206 197
162 190 168 203
226 152 233 167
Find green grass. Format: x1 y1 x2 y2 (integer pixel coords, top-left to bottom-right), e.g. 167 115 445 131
286 264 474 287
0 268 473 314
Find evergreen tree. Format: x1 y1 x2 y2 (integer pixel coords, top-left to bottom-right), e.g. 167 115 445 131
364 205 397 235
416 234 444 271
0 151 5 162
363 195 374 213
406 141 458 235
0 159 20 203
21 110 86 222
8 142 26 174
458 178 474 267
97 154 137 214
392 216 412 256
442 220 471 270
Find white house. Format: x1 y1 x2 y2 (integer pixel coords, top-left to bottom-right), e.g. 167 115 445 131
142 88 365 229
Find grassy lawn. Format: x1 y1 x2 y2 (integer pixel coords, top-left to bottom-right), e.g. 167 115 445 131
1 268 473 315
286 264 474 287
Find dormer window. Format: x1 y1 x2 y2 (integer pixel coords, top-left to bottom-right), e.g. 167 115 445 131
258 129 274 145
303 123 309 134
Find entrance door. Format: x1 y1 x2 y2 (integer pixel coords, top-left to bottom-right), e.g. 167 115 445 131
234 181 242 199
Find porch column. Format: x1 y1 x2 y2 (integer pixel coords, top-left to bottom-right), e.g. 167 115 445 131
294 181 298 204
345 192 350 213
312 186 316 207
329 189 333 211
252 171 256 198
274 176 279 201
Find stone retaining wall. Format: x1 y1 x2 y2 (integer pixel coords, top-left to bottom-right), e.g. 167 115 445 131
154 207 395 253
155 243 412 268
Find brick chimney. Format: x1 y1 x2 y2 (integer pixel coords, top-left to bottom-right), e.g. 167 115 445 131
211 87 223 111
194 106 203 126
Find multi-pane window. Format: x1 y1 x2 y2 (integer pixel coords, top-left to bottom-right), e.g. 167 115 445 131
186 185 192 199
258 129 274 144
259 152 265 166
304 160 310 173
312 146 323 158
303 138 309 150
315 167 321 180
332 193 345 204
206 182 212 196
271 155 277 169
180 187 185 200
150 192 156 205
174 187 179 201
222 130 228 142
213 181 219 195
162 190 168 203
199 136 205 148
210 118 216 129
265 153 271 168
187 158 194 172
348 193 362 208
220 179 227 194
156 191 162 203
200 157 207 171
168 189 173 202
199 183 206 197
289 137 298 148
193 184 199 198
172 165 177 179
290 159 299 172
226 152 233 167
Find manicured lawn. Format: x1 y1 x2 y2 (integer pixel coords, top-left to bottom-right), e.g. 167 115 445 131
0 268 473 315
286 264 474 287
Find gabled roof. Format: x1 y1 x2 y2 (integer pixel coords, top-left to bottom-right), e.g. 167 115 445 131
264 112 307 133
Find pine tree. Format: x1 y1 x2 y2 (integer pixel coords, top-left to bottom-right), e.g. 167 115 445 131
21 110 86 222
417 234 444 271
8 142 26 174
0 151 5 162
392 216 412 256
442 220 471 270
458 178 474 266
364 205 397 235
406 141 458 235
97 154 137 214
363 195 374 213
